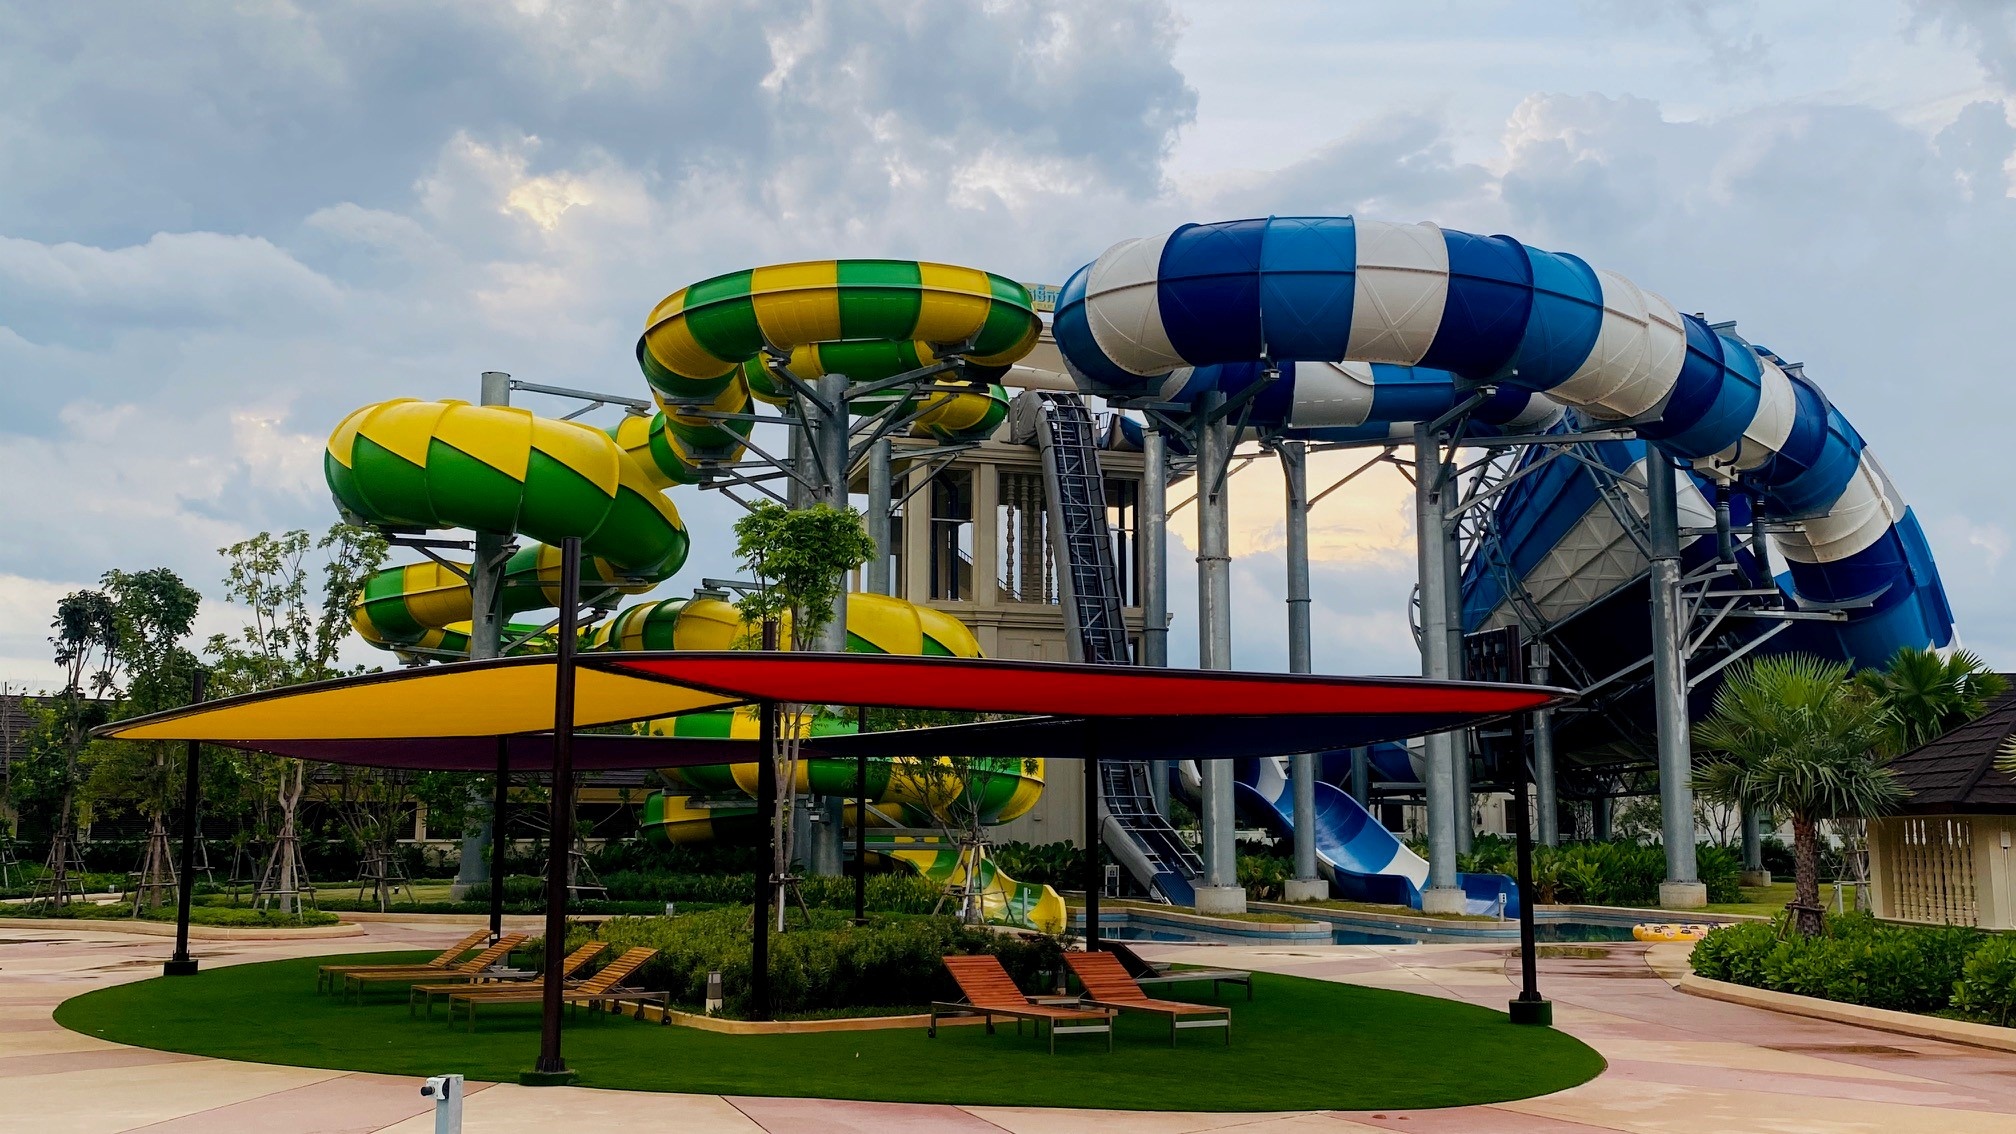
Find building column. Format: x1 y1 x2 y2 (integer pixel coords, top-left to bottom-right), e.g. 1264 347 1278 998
866 437 893 596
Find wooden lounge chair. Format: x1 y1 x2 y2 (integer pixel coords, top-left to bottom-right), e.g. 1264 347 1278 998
343 934 525 1002
408 941 606 1016
1066 949 1231 1046
929 954 1114 1054
450 947 661 1031
1107 941 1253 1000
317 929 487 993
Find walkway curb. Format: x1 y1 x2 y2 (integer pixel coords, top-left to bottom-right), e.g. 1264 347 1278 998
642 1006 986 1033
0 918 365 941
1677 972 2016 1054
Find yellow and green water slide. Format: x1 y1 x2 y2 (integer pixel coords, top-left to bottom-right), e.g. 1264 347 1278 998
614 591 1064 934
323 258 1060 930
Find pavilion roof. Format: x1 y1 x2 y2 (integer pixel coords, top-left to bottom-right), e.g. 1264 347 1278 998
1888 677 2016 815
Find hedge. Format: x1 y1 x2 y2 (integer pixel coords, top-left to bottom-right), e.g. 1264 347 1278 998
566 908 1067 1019
1690 912 2016 1024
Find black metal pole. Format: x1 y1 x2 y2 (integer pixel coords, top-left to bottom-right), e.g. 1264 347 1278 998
165 670 205 977
1082 729 1100 951
754 696 777 1020
1509 706 1550 1025
530 537 581 1083
489 737 508 943
853 704 868 925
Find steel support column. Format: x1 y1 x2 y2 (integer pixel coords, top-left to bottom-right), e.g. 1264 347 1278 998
1195 391 1241 912
1280 441 1323 897
1531 644 1560 847
1141 425 1171 818
1647 458 1706 907
1446 513 1472 854
453 370 511 901
866 436 893 596
1414 423 1464 912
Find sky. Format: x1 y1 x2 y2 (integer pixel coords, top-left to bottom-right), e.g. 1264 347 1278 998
2 0 2014 688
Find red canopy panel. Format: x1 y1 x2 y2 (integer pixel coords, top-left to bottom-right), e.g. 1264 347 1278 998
602 653 1561 719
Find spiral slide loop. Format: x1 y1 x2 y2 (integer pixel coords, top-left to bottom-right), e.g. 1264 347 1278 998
1054 216 1952 663
637 259 1036 445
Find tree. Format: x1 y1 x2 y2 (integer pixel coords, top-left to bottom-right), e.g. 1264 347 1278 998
1858 646 2007 755
38 589 119 904
204 525 387 912
731 502 875 928
1694 654 1903 937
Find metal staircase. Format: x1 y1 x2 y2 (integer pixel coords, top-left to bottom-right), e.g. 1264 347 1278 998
1011 390 1202 905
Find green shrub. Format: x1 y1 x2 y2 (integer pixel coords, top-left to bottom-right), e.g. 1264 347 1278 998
1238 855 1293 900
989 841 1085 886
569 909 1067 1019
0 901 340 928
1952 934 2016 1026
1691 912 1987 1017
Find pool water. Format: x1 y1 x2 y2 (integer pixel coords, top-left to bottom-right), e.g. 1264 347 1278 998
1093 917 1643 947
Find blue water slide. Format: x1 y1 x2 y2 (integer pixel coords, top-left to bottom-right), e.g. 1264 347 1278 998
1056 216 1952 668
1233 758 1519 918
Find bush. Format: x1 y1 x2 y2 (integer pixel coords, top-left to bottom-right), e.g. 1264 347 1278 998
569 909 1068 1019
989 841 1084 886
1238 855 1293 900
0 901 341 928
1467 840 1743 907
1691 912 1990 1018
1952 935 2016 1026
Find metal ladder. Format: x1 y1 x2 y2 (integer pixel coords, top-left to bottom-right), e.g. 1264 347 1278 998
1015 390 1202 905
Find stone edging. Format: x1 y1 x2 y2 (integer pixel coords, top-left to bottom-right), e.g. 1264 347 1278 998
0 917 365 941
637 1006 987 1033
1251 900 1501 933
1678 971 2016 1054
1546 903 1756 923
1075 903 1328 938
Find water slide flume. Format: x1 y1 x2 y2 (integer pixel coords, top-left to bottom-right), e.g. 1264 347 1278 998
322 260 1063 930
1055 217 1951 666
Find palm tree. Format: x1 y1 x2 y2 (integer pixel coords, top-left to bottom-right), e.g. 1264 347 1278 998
1858 646 2007 755
1694 655 1904 937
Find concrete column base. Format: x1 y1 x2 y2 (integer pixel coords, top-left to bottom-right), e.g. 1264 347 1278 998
1659 881 1709 909
1421 887 1470 915
1739 869 1773 888
1283 878 1330 902
1193 886 1248 915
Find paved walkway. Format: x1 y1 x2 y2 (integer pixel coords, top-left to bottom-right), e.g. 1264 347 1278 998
2 922 2013 1132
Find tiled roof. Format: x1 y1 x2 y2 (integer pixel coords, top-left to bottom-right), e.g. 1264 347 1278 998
1888 678 2016 814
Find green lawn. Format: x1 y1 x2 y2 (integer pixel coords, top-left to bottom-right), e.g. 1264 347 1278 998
1703 883 1797 919
54 951 1604 1111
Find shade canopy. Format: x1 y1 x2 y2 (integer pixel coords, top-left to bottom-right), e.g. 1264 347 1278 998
93 651 1571 771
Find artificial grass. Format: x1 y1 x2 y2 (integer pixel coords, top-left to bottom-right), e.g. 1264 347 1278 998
54 950 1604 1111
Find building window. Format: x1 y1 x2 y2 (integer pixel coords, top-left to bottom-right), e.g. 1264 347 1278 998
1105 476 1140 608
928 469 974 601
998 470 1056 603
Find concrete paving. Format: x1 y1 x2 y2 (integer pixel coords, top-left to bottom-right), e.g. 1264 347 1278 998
1 921 2012 1132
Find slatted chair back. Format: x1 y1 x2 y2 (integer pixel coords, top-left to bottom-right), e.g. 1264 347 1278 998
579 947 657 994
425 930 491 968
1066 950 1151 1002
942 955 1031 1008
451 934 525 974
556 941 608 978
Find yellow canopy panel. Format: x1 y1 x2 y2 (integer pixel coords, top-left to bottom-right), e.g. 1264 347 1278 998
98 657 741 743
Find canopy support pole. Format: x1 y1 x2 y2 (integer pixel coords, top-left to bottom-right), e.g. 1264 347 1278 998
489 738 508 942
853 705 868 925
754 694 777 1020
1083 743 1100 951
525 536 580 1087
165 670 205 977
1415 422 1465 914
1280 439 1324 899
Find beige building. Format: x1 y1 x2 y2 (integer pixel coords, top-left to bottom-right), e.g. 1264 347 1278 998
855 431 1150 847
1867 685 2016 930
